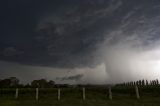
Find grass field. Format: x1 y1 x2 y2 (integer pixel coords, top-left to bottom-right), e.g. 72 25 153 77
1 87 160 106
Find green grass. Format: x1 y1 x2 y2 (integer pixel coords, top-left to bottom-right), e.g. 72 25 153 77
1 97 160 106
1 87 160 106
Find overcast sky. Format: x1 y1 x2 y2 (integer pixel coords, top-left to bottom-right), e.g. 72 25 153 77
1 0 160 84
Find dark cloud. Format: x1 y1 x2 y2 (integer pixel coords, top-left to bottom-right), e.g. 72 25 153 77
56 74 83 81
0 0 160 69
2 47 23 56
1 1 160 84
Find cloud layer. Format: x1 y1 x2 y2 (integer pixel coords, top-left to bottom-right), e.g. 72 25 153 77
1 0 160 84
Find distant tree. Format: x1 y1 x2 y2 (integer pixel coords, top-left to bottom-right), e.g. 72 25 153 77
31 79 55 88
156 79 159 85
142 79 145 86
0 79 11 88
38 79 48 88
0 77 19 88
139 80 142 86
136 81 139 86
153 80 156 86
146 80 149 86
152 80 155 86
9 77 19 87
134 82 136 86
47 80 55 87
31 80 40 88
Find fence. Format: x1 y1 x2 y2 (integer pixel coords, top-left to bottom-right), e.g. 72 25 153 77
0 86 160 101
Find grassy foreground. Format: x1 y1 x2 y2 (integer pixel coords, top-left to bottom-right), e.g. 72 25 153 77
1 87 160 106
1 97 160 106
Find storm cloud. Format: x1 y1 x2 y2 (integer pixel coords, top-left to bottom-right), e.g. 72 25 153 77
1 0 160 84
56 74 83 81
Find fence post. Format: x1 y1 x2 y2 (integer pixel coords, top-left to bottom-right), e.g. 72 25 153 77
109 86 112 100
58 88 61 101
15 88 18 99
36 88 39 100
135 85 140 99
83 87 85 100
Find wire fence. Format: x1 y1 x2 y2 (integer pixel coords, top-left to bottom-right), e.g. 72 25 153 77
0 86 160 100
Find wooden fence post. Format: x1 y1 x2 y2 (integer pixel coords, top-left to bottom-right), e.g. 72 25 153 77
58 88 61 101
15 88 18 99
83 87 85 100
36 88 39 100
109 86 112 100
135 85 140 99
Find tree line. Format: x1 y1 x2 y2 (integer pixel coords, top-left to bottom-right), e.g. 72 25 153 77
1 77 159 88
0 77 55 88
116 79 159 87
